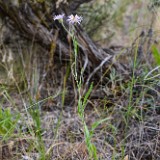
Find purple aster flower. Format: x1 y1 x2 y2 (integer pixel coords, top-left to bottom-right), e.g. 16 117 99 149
67 14 83 25
53 14 65 21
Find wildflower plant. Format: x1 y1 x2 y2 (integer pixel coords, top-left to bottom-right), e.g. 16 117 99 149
53 14 83 84
54 13 108 159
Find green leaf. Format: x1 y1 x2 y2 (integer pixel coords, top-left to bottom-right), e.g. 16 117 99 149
82 83 93 109
91 117 110 132
91 144 98 160
151 45 160 65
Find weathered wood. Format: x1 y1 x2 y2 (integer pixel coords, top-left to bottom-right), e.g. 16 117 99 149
0 0 113 86
68 0 93 11
1 1 112 57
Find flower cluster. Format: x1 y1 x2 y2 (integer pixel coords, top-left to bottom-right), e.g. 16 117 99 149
53 14 83 25
67 14 83 24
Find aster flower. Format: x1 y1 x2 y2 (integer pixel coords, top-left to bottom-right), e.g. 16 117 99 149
53 14 65 21
67 14 83 25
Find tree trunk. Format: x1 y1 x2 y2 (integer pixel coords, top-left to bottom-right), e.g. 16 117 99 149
0 0 113 97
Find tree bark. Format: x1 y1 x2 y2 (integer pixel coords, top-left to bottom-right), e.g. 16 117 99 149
0 0 113 86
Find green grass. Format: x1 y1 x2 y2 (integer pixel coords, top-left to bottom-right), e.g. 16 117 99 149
0 107 20 140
